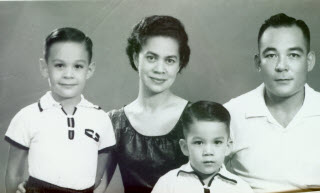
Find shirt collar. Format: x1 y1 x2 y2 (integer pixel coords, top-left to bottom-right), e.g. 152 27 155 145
177 162 237 186
300 84 320 117
244 83 269 118
38 91 98 111
245 83 320 118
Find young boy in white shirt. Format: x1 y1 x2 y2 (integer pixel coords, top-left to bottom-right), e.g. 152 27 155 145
5 27 116 193
152 101 253 193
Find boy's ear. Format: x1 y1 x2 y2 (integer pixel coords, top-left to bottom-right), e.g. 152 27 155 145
254 54 261 72
225 138 233 157
179 139 189 157
307 51 316 72
39 58 49 78
133 53 139 70
86 62 96 79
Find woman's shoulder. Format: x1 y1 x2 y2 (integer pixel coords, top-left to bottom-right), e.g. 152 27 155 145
107 107 128 130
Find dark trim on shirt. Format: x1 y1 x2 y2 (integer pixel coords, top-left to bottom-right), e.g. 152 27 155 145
38 101 43 112
5 136 29 150
98 145 115 154
94 106 102 110
177 168 237 187
216 173 237 184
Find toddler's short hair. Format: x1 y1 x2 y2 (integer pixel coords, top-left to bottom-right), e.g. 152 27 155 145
181 101 231 138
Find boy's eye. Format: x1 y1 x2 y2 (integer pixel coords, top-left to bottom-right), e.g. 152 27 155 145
146 55 156 62
54 63 64 68
193 141 203 145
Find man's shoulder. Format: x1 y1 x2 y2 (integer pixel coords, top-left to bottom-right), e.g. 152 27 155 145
307 84 320 98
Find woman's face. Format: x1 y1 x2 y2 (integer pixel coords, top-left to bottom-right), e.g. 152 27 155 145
136 36 180 94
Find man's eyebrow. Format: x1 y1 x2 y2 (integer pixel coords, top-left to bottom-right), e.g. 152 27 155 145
262 47 276 55
288 47 304 53
166 55 178 59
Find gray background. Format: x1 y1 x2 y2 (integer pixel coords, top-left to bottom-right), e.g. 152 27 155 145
1 1 320 193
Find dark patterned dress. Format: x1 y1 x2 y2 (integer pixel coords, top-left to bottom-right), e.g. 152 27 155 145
108 104 189 193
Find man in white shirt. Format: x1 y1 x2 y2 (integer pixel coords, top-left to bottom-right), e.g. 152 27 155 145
224 13 320 193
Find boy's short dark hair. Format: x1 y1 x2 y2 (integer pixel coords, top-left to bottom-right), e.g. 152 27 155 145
181 101 231 138
44 27 93 63
126 15 191 72
258 13 310 52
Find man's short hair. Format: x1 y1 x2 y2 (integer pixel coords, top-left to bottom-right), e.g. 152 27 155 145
258 13 310 52
181 101 231 138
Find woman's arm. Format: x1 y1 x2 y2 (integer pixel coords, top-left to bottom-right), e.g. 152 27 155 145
5 144 28 193
94 151 117 192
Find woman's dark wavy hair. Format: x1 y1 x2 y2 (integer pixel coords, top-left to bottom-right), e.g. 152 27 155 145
126 15 191 72
44 27 93 63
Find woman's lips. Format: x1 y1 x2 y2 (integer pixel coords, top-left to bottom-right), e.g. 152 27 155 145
150 77 166 83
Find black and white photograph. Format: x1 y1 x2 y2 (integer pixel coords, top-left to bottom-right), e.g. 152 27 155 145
1 1 320 193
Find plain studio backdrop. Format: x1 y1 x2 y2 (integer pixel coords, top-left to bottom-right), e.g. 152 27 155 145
1 0 320 192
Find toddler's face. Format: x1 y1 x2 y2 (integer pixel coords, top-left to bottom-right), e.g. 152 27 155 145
180 121 231 179
41 42 94 103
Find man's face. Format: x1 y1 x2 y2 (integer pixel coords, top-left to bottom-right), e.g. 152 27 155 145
256 26 315 98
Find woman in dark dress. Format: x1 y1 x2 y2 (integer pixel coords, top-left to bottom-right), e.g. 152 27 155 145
106 15 191 193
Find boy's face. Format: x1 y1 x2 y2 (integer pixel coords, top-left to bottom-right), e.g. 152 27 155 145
179 121 231 178
40 42 95 103
256 26 315 98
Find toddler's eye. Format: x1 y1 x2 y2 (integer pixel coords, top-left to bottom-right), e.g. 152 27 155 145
214 140 223 145
74 64 84 69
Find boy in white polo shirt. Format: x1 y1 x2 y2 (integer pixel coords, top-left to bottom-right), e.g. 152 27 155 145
5 27 116 193
152 101 253 193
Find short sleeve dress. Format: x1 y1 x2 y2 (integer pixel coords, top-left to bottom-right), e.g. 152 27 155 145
108 103 189 193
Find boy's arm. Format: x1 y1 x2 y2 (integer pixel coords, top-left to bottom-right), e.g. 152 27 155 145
5 144 28 193
94 151 117 191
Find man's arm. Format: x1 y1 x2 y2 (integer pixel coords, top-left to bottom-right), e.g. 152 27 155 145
5 144 28 193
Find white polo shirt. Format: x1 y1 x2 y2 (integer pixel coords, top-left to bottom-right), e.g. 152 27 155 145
5 91 116 190
224 84 320 193
152 162 254 193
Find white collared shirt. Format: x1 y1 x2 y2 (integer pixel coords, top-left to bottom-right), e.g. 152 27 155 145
5 91 116 190
224 84 320 193
152 162 253 193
